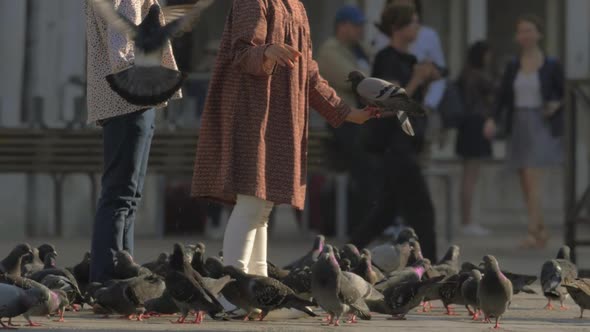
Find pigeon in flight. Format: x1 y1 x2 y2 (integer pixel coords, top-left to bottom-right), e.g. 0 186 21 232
91 0 214 106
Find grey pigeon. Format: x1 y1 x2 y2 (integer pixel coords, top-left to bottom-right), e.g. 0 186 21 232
0 243 33 277
267 260 290 281
165 243 227 324
370 242 411 274
541 245 578 310
145 289 180 316
375 260 428 293
284 235 325 270
461 269 482 320
114 250 151 280
21 248 43 277
433 245 460 276
340 244 362 269
23 287 69 326
71 252 91 295
223 265 316 321
461 261 536 295
311 245 371 326
191 247 211 278
478 255 513 329
0 284 46 329
281 267 313 300
563 278 590 318
22 244 58 277
29 252 83 305
382 275 445 320
93 274 165 320
91 0 214 106
348 71 426 136
351 250 384 285
40 274 83 309
341 271 386 315
142 253 168 277
435 273 470 315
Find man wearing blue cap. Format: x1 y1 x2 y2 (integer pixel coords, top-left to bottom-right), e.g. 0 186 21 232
318 5 370 106
317 5 373 234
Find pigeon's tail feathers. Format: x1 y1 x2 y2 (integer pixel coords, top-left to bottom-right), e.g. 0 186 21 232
520 285 537 294
106 66 185 106
282 295 317 317
350 305 371 320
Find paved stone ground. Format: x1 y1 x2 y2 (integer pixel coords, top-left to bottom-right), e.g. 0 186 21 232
1 224 589 331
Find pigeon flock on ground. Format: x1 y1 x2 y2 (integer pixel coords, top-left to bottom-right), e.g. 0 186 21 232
0 227 587 329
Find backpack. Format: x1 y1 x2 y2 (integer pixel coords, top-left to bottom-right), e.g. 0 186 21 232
437 80 465 129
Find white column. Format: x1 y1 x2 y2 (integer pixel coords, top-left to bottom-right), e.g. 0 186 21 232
0 0 27 127
448 0 465 78
467 0 487 44
565 0 590 79
363 0 386 51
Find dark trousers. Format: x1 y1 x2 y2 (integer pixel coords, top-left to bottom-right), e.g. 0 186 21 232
350 150 437 261
90 109 156 282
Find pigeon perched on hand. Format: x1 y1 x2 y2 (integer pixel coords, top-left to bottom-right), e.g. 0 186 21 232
478 255 513 329
348 71 426 136
91 0 214 106
311 245 371 326
563 278 590 318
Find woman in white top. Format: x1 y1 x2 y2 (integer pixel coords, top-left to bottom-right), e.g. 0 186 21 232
484 15 565 249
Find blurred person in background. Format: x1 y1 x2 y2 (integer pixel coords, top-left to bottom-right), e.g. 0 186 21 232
484 15 564 249
317 5 373 233
350 3 438 260
374 0 447 124
455 41 495 237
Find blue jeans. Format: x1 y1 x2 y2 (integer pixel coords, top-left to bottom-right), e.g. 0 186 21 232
90 109 155 282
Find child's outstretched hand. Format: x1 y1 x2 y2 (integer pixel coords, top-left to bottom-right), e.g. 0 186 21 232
346 106 380 124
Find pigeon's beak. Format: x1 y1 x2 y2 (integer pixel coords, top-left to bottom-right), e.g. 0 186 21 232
53 251 58 257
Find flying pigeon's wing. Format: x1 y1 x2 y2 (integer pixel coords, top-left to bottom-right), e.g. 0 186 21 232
164 0 215 38
92 0 138 37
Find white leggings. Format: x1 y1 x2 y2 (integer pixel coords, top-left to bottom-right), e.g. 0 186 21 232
223 194 274 276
